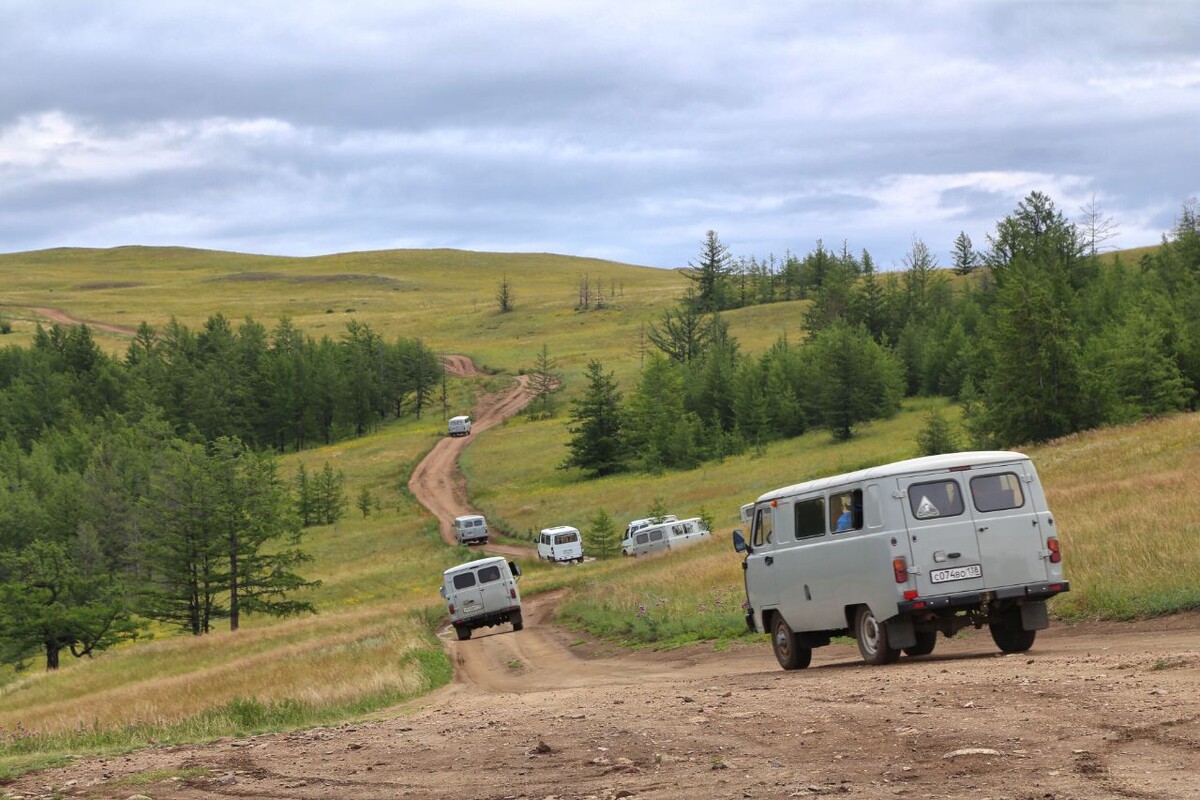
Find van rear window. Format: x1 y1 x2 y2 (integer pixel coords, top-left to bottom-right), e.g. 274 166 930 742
907 480 965 520
970 473 1025 512
477 565 501 583
452 572 477 590
555 533 578 545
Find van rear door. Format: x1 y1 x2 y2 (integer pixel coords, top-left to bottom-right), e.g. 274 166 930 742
898 473 986 598
967 463 1050 587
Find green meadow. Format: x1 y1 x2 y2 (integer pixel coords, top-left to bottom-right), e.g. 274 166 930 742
1 245 1197 774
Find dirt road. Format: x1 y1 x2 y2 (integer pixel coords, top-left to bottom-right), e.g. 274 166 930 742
407 358 535 558
27 306 137 337
8 356 1200 799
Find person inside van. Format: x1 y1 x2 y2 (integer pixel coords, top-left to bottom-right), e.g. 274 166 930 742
835 500 853 532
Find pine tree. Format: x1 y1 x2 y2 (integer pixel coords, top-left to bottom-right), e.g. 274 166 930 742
951 232 979 276
584 509 620 559
686 230 733 312
560 360 629 477
915 408 962 456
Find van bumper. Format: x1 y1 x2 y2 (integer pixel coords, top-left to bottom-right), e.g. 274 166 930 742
896 580 1070 615
455 606 521 630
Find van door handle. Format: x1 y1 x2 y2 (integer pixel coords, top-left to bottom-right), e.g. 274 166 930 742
765 556 774 566
977 526 989 533
948 552 961 559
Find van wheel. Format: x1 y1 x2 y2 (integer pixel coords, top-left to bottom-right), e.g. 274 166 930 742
454 625 471 641
903 630 937 657
854 606 900 665
510 611 524 632
989 607 1036 653
770 615 812 670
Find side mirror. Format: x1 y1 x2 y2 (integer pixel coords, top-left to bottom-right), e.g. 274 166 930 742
438 586 446 598
732 529 750 554
509 561 522 578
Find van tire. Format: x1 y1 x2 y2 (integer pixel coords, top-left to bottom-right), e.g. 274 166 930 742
771 615 812 670
903 630 937 657
511 611 524 631
854 606 900 665
454 625 471 641
989 607 1036 653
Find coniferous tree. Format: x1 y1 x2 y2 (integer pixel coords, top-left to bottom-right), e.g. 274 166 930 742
561 360 629 477
951 232 979 276
584 509 620 559
686 230 733 312
915 408 962 456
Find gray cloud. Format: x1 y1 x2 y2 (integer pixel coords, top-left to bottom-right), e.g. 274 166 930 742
1 0 1197 268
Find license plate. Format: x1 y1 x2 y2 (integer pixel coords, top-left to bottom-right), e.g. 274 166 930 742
930 564 983 584
462 600 481 612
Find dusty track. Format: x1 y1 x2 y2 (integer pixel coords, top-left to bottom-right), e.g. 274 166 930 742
27 306 137 336
9 357 1200 799
407 359 535 558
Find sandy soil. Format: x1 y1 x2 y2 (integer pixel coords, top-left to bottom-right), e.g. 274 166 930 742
7 357 1200 800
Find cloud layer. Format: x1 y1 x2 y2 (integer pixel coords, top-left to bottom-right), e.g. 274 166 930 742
2 1 1197 267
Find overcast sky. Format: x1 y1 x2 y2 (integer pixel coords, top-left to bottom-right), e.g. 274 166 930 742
2 1 1197 269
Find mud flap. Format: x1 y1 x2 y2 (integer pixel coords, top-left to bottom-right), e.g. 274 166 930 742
1020 600 1049 631
886 616 917 650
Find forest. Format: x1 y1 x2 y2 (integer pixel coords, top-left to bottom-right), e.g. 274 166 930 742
0 316 442 669
562 193 1200 475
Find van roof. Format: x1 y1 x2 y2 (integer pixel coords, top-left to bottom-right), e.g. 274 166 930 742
755 451 1030 505
450 415 471 422
540 525 579 535
454 514 485 523
443 556 507 576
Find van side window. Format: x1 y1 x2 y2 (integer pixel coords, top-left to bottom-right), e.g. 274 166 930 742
636 533 649 545
452 572 477 590
970 473 1025 512
477 565 502 583
650 529 664 542
752 507 774 547
907 480 965 519
794 497 825 539
830 489 863 533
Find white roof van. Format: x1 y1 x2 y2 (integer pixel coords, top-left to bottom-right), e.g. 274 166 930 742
622 517 710 557
623 515 677 544
453 514 488 545
733 451 1069 669
448 415 472 437
440 556 522 640
537 525 584 563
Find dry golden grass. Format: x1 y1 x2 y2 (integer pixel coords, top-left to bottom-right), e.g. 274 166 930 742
1028 412 1200 617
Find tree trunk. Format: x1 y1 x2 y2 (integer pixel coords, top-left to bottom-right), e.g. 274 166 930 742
45 640 60 670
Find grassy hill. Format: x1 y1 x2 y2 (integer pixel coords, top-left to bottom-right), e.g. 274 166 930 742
0 244 1195 774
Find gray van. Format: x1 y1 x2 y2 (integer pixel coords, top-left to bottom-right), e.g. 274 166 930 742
440 556 523 640
734 451 1069 669
453 514 489 545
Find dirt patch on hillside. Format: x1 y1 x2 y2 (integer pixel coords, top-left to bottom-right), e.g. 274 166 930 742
28 307 137 337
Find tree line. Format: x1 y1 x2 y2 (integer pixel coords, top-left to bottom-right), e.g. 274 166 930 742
0 314 443 453
0 315 439 669
563 193 1200 475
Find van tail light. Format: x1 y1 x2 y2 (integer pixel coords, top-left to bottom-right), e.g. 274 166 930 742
892 557 908 583
1047 537 1061 564
510 588 517 599
448 603 456 615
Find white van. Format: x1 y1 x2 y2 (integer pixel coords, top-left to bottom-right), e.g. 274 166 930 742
440 556 523 640
537 525 584 563
624 515 677 542
733 451 1069 670
448 415 472 437
453 514 489 546
622 517 710 557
